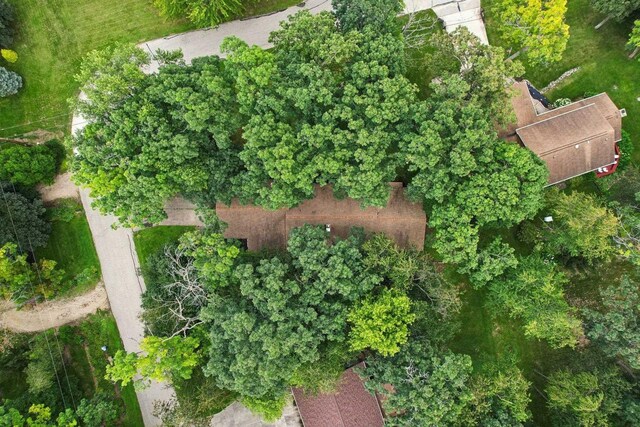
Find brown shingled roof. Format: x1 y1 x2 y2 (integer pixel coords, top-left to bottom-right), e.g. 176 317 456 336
216 183 426 251
501 81 623 185
292 363 385 427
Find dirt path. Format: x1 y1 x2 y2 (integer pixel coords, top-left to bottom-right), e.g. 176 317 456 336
38 172 80 203
0 283 109 333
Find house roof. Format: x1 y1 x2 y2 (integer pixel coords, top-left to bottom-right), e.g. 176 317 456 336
292 363 385 427
216 183 426 251
502 81 622 185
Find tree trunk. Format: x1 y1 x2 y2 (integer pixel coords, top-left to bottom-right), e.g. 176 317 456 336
507 48 526 61
595 15 612 30
629 46 640 59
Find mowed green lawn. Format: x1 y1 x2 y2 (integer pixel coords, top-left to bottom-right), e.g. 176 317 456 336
483 0 640 159
133 225 195 267
0 0 299 139
35 199 101 297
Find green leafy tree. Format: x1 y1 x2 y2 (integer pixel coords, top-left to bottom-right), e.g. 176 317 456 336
584 276 640 370
0 404 77 427
24 332 63 395
426 26 525 125
226 11 416 209
487 255 583 348
546 368 632 426
71 45 244 226
241 394 288 423
0 243 64 304
178 230 240 290
401 76 547 270
106 336 201 388
0 0 15 48
591 0 640 21
468 238 519 287
0 144 57 186
75 393 119 427
201 225 380 398
362 340 474 426
460 366 531 426
153 0 243 28
362 234 462 319
493 0 570 64
0 187 50 251
347 289 415 356
527 190 619 263
0 65 21 97
332 0 403 33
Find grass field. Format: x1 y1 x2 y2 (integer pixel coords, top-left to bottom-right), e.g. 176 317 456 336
133 226 195 267
35 199 101 297
483 0 640 160
0 0 299 139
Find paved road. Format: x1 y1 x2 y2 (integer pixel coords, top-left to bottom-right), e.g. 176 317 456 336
73 1 487 425
78 188 174 426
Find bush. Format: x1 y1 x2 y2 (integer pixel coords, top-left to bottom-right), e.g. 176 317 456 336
153 0 244 28
47 198 81 222
0 144 57 186
0 65 21 97
1 48 17 63
0 0 15 47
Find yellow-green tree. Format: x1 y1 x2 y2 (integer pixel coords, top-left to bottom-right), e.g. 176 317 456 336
493 0 570 64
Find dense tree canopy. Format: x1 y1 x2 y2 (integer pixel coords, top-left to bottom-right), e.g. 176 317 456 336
426 27 524 125
401 76 547 269
0 0 15 48
492 0 570 64
0 144 57 186
333 0 403 33
362 340 473 426
226 10 417 209
487 254 583 348
0 186 50 251
153 0 244 28
584 275 640 370
591 0 640 21
201 225 380 398
71 46 244 226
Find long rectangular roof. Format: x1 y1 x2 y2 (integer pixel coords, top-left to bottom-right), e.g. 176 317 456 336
216 183 426 250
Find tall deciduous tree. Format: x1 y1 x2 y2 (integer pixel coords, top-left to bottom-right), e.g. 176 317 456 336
71 45 244 227
546 368 632 426
332 0 403 33
401 76 547 269
201 225 380 398
523 190 619 263
226 10 417 209
347 288 415 356
584 275 640 370
487 255 583 348
362 340 474 426
492 0 570 64
591 0 640 21
628 20 640 58
426 27 525 125
106 335 201 388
